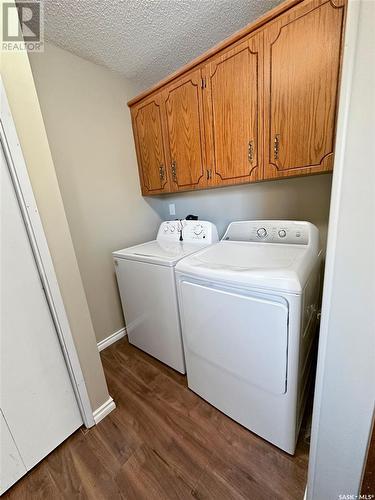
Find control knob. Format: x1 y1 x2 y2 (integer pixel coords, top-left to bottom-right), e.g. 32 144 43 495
194 224 204 236
257 227 267 238
278 229 287 238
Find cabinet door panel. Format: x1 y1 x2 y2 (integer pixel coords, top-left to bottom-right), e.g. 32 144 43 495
204 35 262 186
264 0 345 179
164 70 206 191
132 95 169 194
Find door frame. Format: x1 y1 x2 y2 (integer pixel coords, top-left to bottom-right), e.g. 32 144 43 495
0 77 95 428
306 0 373 497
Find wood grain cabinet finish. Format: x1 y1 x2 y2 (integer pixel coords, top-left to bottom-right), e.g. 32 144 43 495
131 93 169 195
203 35 262 186
163 70 207 191
263 0 345 179
129 0 346 195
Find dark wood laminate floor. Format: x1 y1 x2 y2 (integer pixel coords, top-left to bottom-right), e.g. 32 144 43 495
5 338 309 499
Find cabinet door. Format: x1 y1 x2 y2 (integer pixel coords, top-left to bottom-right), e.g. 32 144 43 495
263 0 345 179
163 70 207 191
203 35 262 186
131 94 169 194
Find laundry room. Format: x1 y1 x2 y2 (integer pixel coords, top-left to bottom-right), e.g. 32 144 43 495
1 0 374 498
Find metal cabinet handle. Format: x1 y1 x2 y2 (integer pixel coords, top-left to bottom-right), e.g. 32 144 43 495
248 140 254 163
171 160 177 182
206 168 212 180
274 134 280 161
159 164 165 181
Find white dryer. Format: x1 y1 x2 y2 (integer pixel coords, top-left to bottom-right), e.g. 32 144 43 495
175 220 321 453
113 220 218 373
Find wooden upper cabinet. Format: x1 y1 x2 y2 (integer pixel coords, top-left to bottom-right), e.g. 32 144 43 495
129 0 346 195
163 70 207 191
263 0 345 179
203 34 262 186
131 93 169 195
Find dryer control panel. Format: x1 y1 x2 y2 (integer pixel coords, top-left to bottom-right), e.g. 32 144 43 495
223 220 317 246
157 220 219 243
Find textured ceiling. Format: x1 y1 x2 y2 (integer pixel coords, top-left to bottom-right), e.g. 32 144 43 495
42 0 283 92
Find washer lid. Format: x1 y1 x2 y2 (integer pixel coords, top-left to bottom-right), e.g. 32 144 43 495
175 241 321 293
112 240 211 267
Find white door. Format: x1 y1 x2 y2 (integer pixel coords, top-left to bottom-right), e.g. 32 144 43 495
0 410 26 494
179 281 289 394
0 144 82 490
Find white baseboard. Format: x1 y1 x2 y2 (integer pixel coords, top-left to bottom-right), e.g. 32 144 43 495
97 327 126 352
93 397 116 425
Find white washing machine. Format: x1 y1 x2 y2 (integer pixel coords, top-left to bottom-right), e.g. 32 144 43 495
175 220 321 453
113 220 218 373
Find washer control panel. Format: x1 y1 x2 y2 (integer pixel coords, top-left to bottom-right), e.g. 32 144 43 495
157 220 219 243
223 220 311 245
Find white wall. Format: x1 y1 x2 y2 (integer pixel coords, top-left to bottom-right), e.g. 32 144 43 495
149 174 332 247
29 43 162 343
307 0 375 497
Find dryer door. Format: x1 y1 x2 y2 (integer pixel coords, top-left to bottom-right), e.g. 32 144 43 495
179 281 289 395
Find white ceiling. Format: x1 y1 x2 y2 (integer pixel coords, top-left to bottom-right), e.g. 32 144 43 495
43 0 283 92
